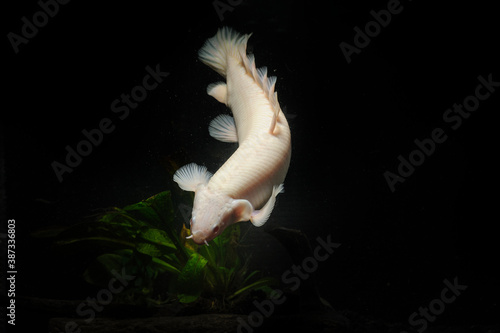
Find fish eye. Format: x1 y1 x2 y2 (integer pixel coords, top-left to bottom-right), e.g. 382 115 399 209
213 225 220 234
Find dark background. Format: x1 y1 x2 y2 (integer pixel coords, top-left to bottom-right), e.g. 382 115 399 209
2 0 499 331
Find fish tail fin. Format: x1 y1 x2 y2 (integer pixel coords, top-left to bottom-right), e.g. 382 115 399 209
199 27 283 134
198 26 251 77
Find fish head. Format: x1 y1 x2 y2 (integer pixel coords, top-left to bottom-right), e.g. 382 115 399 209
189 186 252 245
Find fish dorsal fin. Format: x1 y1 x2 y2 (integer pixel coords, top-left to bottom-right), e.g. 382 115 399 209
199 27 283 135
173 163 212 192
239 38 282 135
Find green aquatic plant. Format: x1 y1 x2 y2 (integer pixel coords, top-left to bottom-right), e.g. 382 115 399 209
34 191 274 308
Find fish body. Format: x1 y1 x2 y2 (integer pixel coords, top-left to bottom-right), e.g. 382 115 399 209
173 27 291 245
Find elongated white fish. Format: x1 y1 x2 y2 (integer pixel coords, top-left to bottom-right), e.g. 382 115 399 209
173 27 291 245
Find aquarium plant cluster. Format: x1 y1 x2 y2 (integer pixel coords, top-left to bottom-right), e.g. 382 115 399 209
36 191 274 309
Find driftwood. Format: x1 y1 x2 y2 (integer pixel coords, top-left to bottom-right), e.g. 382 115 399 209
16 296 498 333
49 313 353 333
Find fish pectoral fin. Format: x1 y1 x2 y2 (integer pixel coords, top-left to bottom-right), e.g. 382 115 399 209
250 184 285 227
231 199 254 222
173 163 212 192
209 114 238 143
207 82 228 104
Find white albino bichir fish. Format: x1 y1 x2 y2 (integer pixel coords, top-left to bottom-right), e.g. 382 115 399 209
173 27 291 245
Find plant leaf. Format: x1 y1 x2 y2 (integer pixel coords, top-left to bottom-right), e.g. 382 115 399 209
56 236 135 249
136 227 177 257
122 191 174 229
151 257 181 275
176 253 208 303
83 253 130 287
149 191 174 226
31 225 68 238
228 276 278 301
123 202 162 226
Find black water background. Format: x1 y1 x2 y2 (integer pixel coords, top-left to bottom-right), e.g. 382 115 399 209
3 0 498 329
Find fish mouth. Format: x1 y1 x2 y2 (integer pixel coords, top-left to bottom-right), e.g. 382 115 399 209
190 230 210 246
